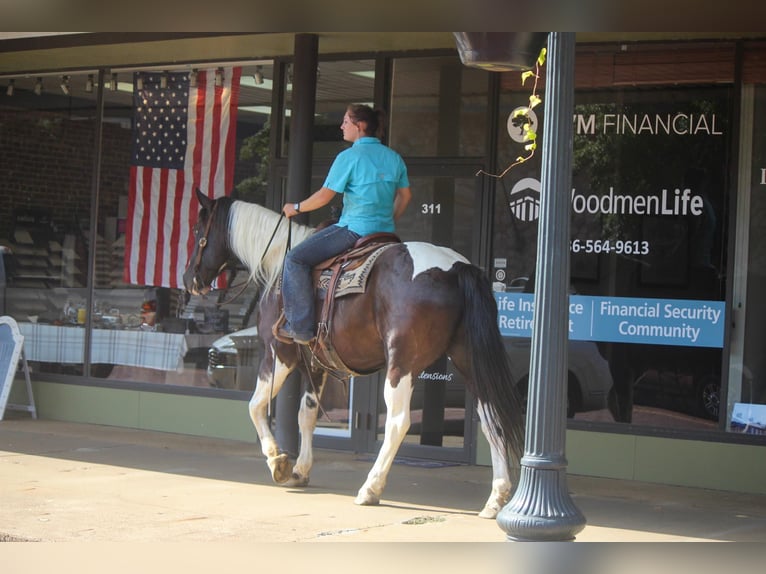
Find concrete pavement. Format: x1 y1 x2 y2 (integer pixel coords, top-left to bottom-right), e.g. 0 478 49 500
2 418 766 544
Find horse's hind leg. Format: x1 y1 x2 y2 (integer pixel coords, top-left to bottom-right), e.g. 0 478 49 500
289 371 327 487
248 345 296 484
355 369 414 506
476 400 512 519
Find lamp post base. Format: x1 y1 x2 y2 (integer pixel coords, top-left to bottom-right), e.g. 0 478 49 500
497 465 586 541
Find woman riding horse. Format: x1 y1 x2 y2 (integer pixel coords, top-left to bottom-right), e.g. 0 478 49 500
277 103 411 345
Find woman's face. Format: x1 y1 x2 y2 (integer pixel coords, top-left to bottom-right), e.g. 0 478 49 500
341 112 363 143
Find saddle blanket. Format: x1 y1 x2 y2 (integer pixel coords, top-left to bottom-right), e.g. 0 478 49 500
316 243 397 298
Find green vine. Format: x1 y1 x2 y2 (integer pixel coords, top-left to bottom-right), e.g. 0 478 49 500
477 47 546 178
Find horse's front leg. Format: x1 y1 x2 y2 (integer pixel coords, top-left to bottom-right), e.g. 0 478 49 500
289 371 327 487
248 344 296 484
355 371 413 506
476 401 512 519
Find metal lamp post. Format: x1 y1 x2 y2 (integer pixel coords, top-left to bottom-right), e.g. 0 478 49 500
454 30 585 540
495 31 586 541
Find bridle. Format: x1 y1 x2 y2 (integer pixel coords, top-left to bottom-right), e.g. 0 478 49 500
189 200 221 286
188 198 291 307
187 199 245 305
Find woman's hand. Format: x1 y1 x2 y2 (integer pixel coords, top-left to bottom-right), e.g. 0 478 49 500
283 202 300 218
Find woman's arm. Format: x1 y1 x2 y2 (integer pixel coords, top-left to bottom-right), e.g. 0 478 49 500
393 186 412 220
283 186 338 218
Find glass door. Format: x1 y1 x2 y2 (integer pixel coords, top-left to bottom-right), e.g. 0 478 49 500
727 84 766 433
367 171 485 463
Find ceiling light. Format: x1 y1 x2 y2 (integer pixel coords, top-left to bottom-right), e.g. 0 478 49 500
60 75 70 95
34 77 43 95
85 74 94 93
6 79 14 96
254 66 264 85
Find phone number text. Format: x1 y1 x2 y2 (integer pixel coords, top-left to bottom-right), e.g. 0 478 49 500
570 239 649 255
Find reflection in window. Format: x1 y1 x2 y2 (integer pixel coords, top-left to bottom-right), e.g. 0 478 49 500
283 59 376 159
0 64 280 388
492 81 732 433
389 56 487 157
1 72 98 377
736 84 766 433
395 176 475 261
90 63 276 387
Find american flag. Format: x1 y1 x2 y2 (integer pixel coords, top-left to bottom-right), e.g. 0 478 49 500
124 67 241 288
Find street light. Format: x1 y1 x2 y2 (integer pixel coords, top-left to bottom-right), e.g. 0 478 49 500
495 32 586 541
454 31 586 541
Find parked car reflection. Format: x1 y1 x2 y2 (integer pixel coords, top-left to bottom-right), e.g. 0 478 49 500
506 338 614 418
599 342 722 424
634 369 721 421
207 325 261 390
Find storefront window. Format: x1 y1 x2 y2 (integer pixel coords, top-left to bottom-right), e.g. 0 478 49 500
730 83 766 435
389 56 487 157
0 71 97 377
317 60 376 158
0 64 277 389
492 81 732 432
282 59 376 160
93 63 275 389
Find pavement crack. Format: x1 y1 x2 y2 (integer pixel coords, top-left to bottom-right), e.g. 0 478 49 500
401 515 446 525
0 532 41 542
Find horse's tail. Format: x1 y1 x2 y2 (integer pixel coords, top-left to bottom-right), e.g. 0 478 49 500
455 262 525 467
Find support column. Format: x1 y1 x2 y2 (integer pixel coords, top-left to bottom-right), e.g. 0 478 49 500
276 33 319 458
496 32 586 541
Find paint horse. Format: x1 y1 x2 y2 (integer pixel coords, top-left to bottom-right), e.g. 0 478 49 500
183 189 525 518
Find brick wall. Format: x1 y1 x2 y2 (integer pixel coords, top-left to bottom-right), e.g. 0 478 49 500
0 109 130 236
1 108 261 239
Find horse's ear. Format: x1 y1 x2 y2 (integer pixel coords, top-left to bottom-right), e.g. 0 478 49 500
195 188 213 210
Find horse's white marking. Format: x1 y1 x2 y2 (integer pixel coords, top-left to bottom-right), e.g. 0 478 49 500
404 241 468 280
293 391 320 482
476 401 512 519
355 372 414 505
249 351 294 460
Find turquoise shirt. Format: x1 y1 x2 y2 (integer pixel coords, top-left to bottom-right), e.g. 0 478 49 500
323 137 409 236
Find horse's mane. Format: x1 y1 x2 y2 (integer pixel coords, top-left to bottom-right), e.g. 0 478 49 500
228 200 314 291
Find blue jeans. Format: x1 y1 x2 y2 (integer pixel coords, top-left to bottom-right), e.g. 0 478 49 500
281 224 361 337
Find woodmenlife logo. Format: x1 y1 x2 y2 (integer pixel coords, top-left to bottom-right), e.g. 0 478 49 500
508 177 542 222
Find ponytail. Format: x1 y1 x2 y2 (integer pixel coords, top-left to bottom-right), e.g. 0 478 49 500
347 104 387 139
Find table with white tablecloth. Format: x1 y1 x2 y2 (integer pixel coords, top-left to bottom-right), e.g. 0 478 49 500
18 323 189 372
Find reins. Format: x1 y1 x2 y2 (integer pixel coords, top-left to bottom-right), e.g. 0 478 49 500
216 212 290 308
198 205 331 431
266 214 292 426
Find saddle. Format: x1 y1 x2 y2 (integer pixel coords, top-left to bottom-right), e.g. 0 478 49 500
273 232 401 376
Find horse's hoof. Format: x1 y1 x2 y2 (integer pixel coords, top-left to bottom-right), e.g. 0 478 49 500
478 505 499 519
287 473 310 487
269 453 293 484
354 489 380 506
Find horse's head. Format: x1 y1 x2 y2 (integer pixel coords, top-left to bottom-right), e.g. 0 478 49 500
183 188 231 296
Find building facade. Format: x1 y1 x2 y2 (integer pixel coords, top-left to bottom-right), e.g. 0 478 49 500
2 32 766 493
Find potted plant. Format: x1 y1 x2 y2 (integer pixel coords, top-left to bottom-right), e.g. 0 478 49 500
454 33 548 178
453 32 548 72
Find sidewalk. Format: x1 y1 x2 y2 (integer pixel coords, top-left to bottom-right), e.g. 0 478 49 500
2 418 766 544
